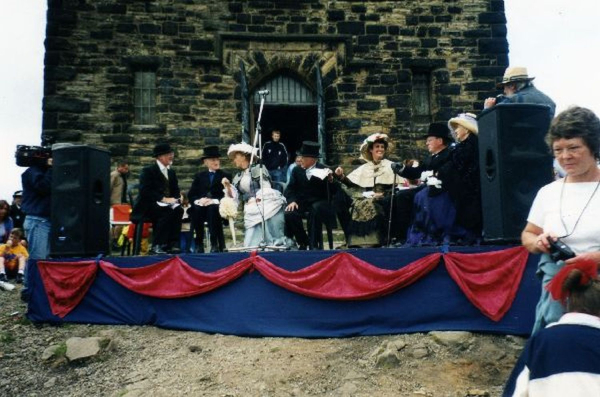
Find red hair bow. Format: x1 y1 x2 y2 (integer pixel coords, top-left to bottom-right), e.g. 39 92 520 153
546 259 598 303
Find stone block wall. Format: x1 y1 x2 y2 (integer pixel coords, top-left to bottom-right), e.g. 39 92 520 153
43 0 508 187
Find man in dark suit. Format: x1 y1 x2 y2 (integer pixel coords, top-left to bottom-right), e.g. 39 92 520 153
187 146 231 253
284 141 337 250
131 143 183 254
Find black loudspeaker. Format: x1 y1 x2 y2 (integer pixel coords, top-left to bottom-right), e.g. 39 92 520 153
51 145 111 257
478 104 554 242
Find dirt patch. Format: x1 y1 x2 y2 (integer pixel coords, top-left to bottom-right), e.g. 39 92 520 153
0 284 525 397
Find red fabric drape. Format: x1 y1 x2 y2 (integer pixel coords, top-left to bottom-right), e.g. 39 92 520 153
38 248 529 321
253 252 441 300
444 246 529 321
37 260 99 318
100 256 252 298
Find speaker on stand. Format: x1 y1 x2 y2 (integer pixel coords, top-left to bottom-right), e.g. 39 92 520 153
478 104 554 243
50 145 111 257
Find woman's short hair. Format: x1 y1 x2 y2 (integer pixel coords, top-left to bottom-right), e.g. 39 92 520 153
548 106 600 159
368 138 388 151
563 268 600 316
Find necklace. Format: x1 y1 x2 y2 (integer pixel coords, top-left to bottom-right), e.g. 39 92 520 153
558 176 600 238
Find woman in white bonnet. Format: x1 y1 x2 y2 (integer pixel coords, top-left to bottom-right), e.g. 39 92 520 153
222 142 289 248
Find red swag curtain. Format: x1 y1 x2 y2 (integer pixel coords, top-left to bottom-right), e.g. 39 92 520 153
38 247 529 321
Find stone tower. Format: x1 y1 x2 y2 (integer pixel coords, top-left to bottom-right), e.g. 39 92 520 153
43 0 509 186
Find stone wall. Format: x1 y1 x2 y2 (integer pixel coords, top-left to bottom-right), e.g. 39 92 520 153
43 0 508 187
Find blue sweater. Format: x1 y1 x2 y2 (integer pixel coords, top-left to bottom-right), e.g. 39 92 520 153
21 166 52 218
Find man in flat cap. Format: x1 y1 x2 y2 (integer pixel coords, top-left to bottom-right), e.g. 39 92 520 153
483 66 556 118
284 141 337 250
187 146 231 253
131 143 183 254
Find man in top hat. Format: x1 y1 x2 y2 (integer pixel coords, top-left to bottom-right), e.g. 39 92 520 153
391 122 452 186
131 143 183 254
483 66 556 118
284 141 337 250
10 191 25 229
187 146 232 253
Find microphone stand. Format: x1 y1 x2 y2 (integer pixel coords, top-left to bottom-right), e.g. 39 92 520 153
386 173 397 247
229 91 287 252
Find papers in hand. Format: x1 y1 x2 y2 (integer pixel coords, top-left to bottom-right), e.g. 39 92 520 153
157 201 180 209
307 168 331 180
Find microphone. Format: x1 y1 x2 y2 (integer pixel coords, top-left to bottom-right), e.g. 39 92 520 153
258 89 269 95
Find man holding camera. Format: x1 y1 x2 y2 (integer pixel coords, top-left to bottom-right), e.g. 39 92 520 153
131 143 183 254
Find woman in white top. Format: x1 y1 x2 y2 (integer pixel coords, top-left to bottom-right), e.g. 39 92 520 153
521 106 600 333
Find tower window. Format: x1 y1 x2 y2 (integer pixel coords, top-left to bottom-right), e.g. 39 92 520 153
412 71 431 123
134 71 156 125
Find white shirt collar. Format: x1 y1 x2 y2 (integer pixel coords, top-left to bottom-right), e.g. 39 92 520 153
548 312 600 330
156 160 170 172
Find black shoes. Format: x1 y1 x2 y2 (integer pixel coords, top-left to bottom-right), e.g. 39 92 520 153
16 274 24 284
0 273 7 282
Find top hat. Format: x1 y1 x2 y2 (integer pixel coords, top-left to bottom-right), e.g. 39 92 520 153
426 122 451 140
200 145 221 160
153 143 174 157
298 141 320 158
496 66 535 88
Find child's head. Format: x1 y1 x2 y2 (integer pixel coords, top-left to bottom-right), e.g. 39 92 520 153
7 228 23 246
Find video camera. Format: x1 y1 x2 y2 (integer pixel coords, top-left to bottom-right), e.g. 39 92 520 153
15 145 52 167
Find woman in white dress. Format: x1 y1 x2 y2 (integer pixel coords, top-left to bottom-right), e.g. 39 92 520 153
222 142 289 248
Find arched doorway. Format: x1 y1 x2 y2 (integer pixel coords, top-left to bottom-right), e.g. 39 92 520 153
252 73 318 163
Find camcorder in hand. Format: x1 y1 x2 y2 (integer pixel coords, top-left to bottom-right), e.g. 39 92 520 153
15 145 52 168
548 238 576 262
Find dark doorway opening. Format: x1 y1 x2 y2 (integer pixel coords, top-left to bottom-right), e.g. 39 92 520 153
254 104 318 165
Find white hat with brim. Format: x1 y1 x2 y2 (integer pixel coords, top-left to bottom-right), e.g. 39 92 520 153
227 142 259 159
448 113 478 135
359 133 390 162
496 66 535 89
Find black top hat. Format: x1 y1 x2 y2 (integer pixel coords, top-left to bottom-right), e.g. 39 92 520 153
426 122 451 141
13 190 22 197
200 145 221 160
298 141 320 158
153 143 174 157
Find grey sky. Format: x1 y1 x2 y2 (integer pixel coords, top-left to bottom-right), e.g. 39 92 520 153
1 1 599 200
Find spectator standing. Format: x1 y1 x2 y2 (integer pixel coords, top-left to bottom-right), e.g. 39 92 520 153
9 191 25 229
0 228 28 283
110 160 129 205
187 146 231 253
521 106 600 333
262 129 289 184
131 143 183 255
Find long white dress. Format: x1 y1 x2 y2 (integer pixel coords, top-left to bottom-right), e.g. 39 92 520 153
229 165 289 248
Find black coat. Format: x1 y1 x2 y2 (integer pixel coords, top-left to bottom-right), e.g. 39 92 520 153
285 163 336 207
187 169 231 203
131 163 181 223
399 147 451 180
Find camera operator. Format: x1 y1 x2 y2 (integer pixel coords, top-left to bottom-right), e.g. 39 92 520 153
19 149 52 301
521 106 600 334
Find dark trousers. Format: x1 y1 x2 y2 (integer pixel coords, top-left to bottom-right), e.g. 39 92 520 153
190 204 225 252
149 204 183 248
284 200 335 249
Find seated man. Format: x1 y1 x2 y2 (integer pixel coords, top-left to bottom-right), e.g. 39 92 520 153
0 228 29 283
284 141 337 250
188 146 232 253
131 143 183 255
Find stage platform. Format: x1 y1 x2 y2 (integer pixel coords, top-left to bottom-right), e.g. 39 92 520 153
27 245 540 338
